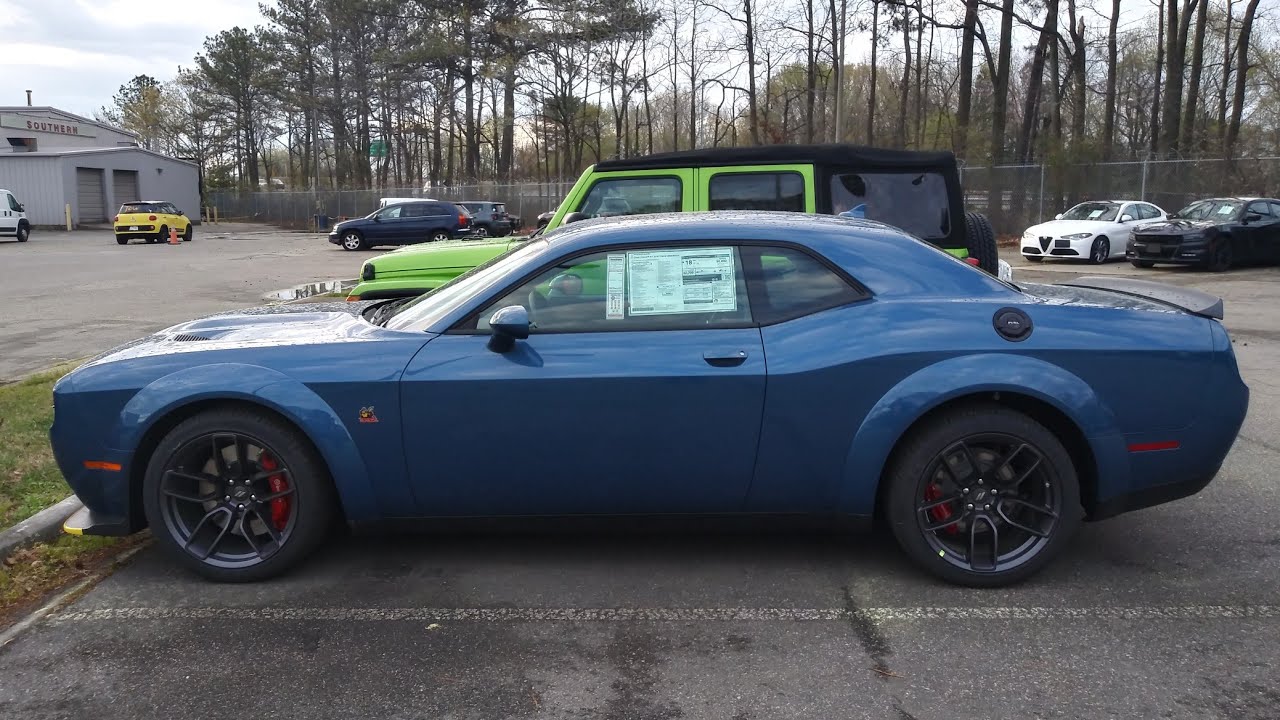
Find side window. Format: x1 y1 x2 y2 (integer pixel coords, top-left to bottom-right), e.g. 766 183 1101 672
475 246 750 333
742 246 864 324
1269 202 1280 218
829 171 951 239
577 177 682 218
1138 204 1160 220
1248 201 1271 218
9 193 23 211
401 203 428 218
707 172 804 212
380 206 403 219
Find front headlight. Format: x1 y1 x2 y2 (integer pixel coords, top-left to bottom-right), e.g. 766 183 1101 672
1062 232 1093 240
1022 231 1035 241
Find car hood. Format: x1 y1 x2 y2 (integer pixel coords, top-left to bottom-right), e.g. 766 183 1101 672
1024 219 1116 237
1131 218 1216 235
78 301 387 367
371 237 523 272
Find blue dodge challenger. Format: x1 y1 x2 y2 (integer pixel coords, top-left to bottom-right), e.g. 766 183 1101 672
52 212 1248 586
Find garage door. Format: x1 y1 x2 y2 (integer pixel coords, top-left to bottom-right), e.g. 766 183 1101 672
76 168 106 223
112 170 139 207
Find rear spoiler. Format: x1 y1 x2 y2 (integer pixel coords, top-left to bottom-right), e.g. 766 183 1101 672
1061 276 1224 320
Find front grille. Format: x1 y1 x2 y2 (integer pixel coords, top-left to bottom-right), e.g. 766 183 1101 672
1038 236 1052 251
1054 238 1070 248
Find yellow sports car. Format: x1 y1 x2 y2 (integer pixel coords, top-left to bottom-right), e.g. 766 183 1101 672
114 201 193 245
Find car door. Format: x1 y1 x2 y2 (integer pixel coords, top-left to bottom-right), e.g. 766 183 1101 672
366 204 403 244
397 202 432 244
1239 201 1277 263
1114 203 1140 256
398 242 766 517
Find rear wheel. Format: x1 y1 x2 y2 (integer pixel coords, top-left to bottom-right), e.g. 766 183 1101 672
963 212 999 275
1088 236 1110 265
1130 259 1155 268
143 407 335 582
156 226 168 244
430 230 450 242
116 237 129 245
885 403 1082 587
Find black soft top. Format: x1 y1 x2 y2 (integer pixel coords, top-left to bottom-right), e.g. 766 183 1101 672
594 144 958 172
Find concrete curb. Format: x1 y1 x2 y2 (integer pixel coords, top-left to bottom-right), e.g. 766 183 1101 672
0 495 83 561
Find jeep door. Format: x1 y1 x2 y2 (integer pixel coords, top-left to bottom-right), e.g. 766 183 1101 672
695 166 815 214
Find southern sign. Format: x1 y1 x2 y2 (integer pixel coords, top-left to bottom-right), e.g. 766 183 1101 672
1 114 97 138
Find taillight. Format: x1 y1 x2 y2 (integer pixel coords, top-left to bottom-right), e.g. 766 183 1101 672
149 215 157 221
459 214 468 227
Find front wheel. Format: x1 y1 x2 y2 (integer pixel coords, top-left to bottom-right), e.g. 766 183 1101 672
474 225 490 238
1130 259 1155 268
16 224 29 242
183 225 193 242
1024 254 1044 263
143 407 335 582
1088 236 1110 265
341 231 365 251
1206 237 1233 272
884 404 1082 587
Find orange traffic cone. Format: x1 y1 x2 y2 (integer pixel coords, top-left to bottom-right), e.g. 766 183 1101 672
168 226 180 245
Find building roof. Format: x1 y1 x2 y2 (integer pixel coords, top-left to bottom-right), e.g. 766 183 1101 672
0 145 195 166
0 106 137 139
594 144 958 172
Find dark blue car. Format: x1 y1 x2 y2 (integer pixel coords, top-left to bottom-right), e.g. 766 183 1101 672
54 212 1248 586
329 200 473 251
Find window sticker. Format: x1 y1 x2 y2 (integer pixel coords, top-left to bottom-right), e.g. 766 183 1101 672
626 247 737 315
1087 209 1105 219
605 253 626 319
1218 205 1236 215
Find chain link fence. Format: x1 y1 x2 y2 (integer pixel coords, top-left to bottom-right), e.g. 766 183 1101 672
206 158 1280 236
205 183 575 231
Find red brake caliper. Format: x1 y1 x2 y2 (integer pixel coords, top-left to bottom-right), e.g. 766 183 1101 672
258 452 291 531
924 483 960 534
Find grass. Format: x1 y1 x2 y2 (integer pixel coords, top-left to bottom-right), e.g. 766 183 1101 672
0 366 77 529
0 534 145 626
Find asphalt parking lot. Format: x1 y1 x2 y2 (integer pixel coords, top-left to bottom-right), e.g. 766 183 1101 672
2 234 1280 719
2 224 357 380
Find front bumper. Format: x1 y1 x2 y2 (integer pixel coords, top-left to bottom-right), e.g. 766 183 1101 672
63 504 131 536
1021 235 1091 258
1127 234 1208 265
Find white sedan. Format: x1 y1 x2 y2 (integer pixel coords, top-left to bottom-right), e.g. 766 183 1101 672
1021 201 1167 264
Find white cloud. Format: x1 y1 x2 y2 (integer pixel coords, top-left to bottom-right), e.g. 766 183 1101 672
0 0 263 116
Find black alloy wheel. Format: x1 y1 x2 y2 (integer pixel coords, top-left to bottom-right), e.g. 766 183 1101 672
886 404 1081 587
144 408 334 581
1207 237 1233 272
1089 237 1110 265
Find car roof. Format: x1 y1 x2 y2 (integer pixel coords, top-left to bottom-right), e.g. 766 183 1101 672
594 143 957 172
459 200 498 205
538 211 1016 301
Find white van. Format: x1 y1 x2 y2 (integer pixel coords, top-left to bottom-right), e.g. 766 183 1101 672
0 189 29 242
379 197 435 209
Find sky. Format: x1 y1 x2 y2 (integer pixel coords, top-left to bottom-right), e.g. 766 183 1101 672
0 0 263 118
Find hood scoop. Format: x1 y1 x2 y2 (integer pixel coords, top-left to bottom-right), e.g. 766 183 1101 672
171 333 211 342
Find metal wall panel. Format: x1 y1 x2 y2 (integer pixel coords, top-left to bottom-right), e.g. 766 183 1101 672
76 167 106 222
0 156 65 225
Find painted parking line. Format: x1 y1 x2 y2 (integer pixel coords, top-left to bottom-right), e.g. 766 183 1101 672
50 605 1280 623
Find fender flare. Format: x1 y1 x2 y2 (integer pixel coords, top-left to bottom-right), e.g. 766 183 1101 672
836 354 1128 516
109 363 377 525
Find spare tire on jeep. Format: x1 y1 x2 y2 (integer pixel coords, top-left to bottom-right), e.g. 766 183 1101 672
964 212 999 275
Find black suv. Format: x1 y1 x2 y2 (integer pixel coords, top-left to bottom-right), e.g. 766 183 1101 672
458 201 513 238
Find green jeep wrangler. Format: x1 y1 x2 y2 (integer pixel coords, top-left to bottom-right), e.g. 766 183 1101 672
347 144 999 300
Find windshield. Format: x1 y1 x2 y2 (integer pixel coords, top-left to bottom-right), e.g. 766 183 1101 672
1173 199 1241 220
1060 202 1121 221
382 239 551 332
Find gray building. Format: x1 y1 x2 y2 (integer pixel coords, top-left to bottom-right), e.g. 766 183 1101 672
0 107 199 227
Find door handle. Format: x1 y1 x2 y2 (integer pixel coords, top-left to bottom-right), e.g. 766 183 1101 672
703 350 748 367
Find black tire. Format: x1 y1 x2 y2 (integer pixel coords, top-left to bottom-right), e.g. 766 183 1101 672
143 406 336 582
884 403 1082 587
183 225 193 242
157 226 170 244
430 230 450 242
963 212 999 275
1206 236 1233 272
16 223 29 242
1130 259 1155 268
116 237 129 245
1088 236 1110 265
340 230 365 251
474 224 491 238
1024 254 1044 263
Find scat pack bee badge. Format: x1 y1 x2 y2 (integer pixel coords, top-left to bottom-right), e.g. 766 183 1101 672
358 406 379 423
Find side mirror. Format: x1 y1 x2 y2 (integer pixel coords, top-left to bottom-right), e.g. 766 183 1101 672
1120 214 1135 223
1054 213 1063 220
563 211 587 224
1246 213 1263 223
487 305 530 353
15 204 23 213
178 210 185 216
